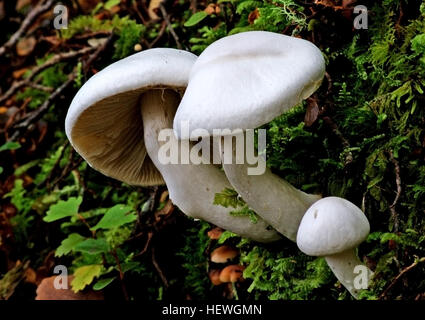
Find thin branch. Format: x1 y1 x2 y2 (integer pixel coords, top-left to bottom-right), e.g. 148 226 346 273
379 257 425 299
111 249 129 301
148 21 167 48
8 73 76 142
135 231 153 257
159 3 182 49
0 47 95 105
322 116 353 166
387 150 402 233
152 247 169 288
0 0 55 57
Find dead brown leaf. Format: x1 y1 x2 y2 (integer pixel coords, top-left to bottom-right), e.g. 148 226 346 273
16 36 36 56
248 8 260 24
304 97 320 127
36 276 104 300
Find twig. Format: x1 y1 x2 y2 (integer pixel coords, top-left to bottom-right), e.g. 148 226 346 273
148 21 167 48
28 83 54 93
387 150 401 232
8 74 76 141
324 71 332 96
45 140 69 189
112 249 129 301
0 47 95 105
322 116 353 166
83 34 114 73
0 0 55 57
159 3 182 49
151 246 169 288
379 257 425 299
135 231 153 257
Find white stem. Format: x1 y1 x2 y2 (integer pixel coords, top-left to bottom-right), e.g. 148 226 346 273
140 89 281 243
325 248 373 298
221 131 321 241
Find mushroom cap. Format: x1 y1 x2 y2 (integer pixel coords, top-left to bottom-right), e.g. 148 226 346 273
210 245 239 263
219 265 245 283
173 31 325 139
65 48 197 186
296 197 370 256
208 269 222 286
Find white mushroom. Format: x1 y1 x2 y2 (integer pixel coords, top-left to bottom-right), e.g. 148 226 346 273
296 197 373 298
65 48 280 243
173 31 325 241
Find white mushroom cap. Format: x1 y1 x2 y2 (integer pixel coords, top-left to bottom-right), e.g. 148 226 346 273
296 197 370 256
65 48 197 186
173 31 325 138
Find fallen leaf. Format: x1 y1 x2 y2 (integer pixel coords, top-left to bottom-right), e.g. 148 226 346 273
16 36 36 56
36 275 104 300
148 0 163 20
248 8 260 24
15 0 31 12
12 68 29 79
77 0 99 13
304 98 320 127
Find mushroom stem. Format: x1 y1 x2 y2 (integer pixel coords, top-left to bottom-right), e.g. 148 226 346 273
325 249 373 298
221 131 321 241
140 89 280 243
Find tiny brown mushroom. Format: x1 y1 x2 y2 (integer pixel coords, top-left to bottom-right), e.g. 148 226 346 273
208 269 222 286
210 245 239 263
207 227 223 240
219 265 245 283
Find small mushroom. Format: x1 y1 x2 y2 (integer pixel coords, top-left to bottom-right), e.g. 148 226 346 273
210 245 239 263
173 31 325 241
296 197 373 298
208 269 222 286
65 48 280 243
219 265 245 283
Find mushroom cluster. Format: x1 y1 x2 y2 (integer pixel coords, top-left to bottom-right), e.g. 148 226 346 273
65 31 373 299
65 47 279 244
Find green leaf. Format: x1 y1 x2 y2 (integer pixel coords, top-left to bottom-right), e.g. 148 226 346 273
214 188 245 208
14 160 39 176
74 238 109 255
93 277 115 291
0 167 3 175
43 197 82 222
71 265 102 292
55 233 85 257
0 141 21 152
91 205 136 231
184 11 208 27
104 0 120 10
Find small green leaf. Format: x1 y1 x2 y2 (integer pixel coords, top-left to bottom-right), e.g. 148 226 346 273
91 205 136 231
71 265 102 292
93 277 115 291
55 233 85 257
104 0 120 10
0 167 3 175
184 11 208 27
0 141 21 152
43 197 82 222
74 238 109 255
14 160 39 176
